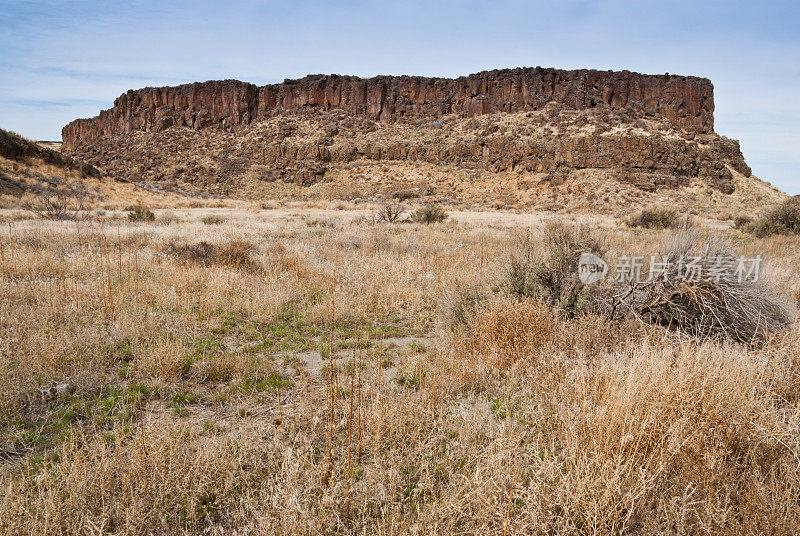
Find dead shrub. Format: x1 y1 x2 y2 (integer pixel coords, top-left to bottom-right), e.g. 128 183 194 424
162 239 261 272
502 226 794 345
609 231 795 344
375 203 405 223
24 183 90 221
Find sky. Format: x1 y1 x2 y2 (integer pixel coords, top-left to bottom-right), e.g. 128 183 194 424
1 0 798 193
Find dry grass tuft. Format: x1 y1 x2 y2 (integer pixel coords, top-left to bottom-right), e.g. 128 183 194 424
465 297 559 367
0 419 268 534
216 239 261 272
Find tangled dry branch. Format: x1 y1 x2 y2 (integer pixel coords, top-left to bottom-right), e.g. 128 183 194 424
606 234 794 344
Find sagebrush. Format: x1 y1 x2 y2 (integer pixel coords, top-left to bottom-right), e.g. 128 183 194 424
746 197 800 237
627 207 678 229
411 203 448 224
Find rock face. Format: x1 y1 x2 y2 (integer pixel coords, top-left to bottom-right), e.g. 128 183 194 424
62 68 714 150
61 67 761 208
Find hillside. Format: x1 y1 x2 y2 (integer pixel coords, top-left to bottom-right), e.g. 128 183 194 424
0 128 192 211
61 68 785 215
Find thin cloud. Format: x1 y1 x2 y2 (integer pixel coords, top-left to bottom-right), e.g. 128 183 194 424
8 98 110 109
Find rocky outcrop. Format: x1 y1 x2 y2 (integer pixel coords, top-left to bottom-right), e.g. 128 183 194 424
64 104 750 197
62 68 714 150
0 128 98 177
59 67 760 206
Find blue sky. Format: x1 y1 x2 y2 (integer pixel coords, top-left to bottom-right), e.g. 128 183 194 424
1 0 798 193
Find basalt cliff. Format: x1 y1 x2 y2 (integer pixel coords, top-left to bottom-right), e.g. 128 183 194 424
61 67 779 212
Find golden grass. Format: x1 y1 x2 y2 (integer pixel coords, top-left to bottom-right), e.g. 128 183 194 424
0 207 799 535
0 154 242 211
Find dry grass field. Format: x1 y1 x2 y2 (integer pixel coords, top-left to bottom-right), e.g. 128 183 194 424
1 206 800 535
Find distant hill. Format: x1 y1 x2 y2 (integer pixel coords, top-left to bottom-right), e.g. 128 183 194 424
36 140 63 152
0 129 97 178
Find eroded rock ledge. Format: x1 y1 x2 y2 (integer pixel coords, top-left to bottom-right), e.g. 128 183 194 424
62 67 714 150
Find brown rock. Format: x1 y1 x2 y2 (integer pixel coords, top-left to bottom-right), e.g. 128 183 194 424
62 68 715 150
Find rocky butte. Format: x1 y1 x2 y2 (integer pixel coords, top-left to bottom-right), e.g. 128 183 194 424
61 67 772 211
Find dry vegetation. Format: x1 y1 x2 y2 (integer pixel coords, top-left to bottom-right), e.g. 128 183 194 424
626 208 679 229
1 206 800 535
62 111 788 218
745 197 800 237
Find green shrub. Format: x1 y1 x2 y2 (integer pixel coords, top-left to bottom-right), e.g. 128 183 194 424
411 203 448 224
127 205 155 222
446 283 487 328
201 215 226 225
393 190 419 202
504 223 608 316
626 208 678 229
746 198 800 237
